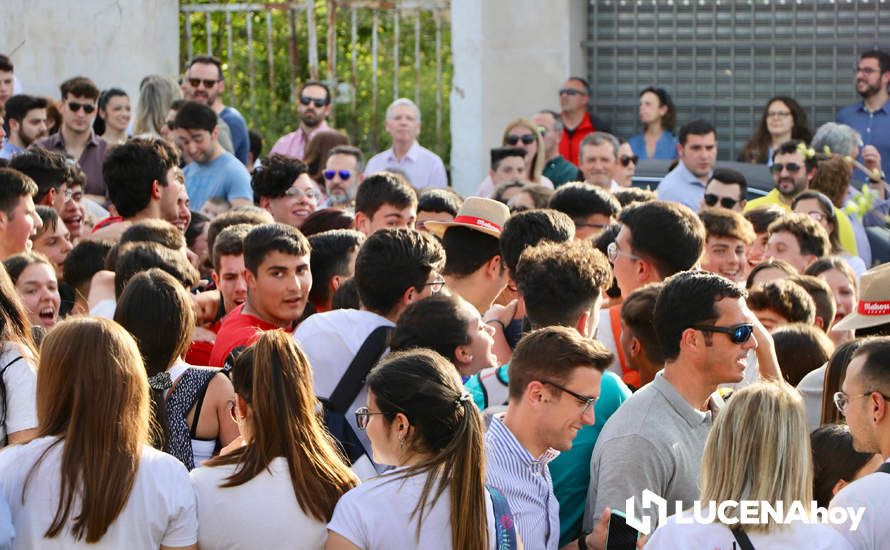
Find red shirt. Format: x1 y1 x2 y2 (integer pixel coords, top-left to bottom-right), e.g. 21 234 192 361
559 112 595 167
208 304 280 367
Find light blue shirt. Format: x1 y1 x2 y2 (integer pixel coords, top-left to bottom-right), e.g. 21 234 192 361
364 141 448 189
627 130 678 160
656 161 710 211
183 152 252 210
0 142 22 161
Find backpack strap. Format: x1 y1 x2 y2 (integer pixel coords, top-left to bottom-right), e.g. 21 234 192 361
325 325 392 414
487 485 518 550
731 527 756 550
189 369 222 439
877 461 890 475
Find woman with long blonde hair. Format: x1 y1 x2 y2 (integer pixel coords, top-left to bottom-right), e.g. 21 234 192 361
477 117 554 197
0 317 197 548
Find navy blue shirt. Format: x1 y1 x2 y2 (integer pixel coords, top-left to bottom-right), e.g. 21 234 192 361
837 99 890 179
220 106 250 166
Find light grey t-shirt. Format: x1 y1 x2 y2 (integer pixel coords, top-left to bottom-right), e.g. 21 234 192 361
583 372 721 531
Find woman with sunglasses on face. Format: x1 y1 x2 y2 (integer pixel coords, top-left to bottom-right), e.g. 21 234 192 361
739 96 812 165
477 118 554 197
0 317 198 549
190 330 357 550
327 349 504 550
792 190 867 277
627 86 678 161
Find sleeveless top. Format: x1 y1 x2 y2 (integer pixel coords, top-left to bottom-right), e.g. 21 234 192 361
165 361 220 470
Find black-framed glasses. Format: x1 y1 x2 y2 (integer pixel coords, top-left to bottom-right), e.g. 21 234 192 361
300 95 327 108
323 169 352 181
559 88 585 97
354 406 389 430
67 101 95 114
506 134 536 146
771 162 802 174
540 379 597 416
834 390 890 414
619 154 639 167
188 78 219 89
423 278 446 294
703 193 739 209
691 323 754 344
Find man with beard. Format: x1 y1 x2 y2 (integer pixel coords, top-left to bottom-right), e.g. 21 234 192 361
837 50 890 178
745 140 816 211
323 145 364 209
270 80 332 161
1 95 48 160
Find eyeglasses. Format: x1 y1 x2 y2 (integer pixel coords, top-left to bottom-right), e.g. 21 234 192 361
691 323 755 344
67 101 96 114
300 95 327 108
802 210 826 222
856 67 881 75
422 278 446 294
607 241 642 263
619 155 639 167
559 88 585 97
283 186 321 201
574 219 607 230
506 134 536 146
766 111 792 119
188 78 219 89
539 379 597 416
834 390 890 414
509 205 531 214
323 169 352 181
703 193 739 209
63 188 75 202
771 162 802 174
354 406 390 430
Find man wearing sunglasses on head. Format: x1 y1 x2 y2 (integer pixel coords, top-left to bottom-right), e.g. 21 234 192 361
557 77 612 169
700 168 748 212
36 77 108 202
270 81 333 161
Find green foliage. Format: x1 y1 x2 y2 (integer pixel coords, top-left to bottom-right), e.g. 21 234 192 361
179 1 452 166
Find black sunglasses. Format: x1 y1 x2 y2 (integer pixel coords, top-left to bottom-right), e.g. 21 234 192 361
68 101 96 114
703 193 739 209
559 88 585 97
506 134 536 146
770 162 802 174
323 169 352 180
692 323 755 344
188 78 218 89
619 155 639 167
300 95 328 108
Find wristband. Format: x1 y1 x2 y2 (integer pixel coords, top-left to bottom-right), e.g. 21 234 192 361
486 319 507 331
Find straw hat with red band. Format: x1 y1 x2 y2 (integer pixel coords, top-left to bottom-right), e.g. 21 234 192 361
424 197 511 239
832 263 890 332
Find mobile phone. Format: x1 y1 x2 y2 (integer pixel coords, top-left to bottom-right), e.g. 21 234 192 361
606 509 640 550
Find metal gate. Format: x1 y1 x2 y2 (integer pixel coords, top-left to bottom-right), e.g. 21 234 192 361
586 0 890 160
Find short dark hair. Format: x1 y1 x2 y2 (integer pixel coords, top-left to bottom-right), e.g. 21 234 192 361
621 283 665 365
768 213 831 259
331 277 360 310
248 129 263 160
613 187 656 208
390 294 471 364
3 95 47 125
62 239 113 298
354 228 445 316
745 258 798 289
307 229 365 309
326 145 364 171
243 223 311 274
515 240 612 328
744 205 785 234
0 55 12 73
442 226 501 278
788 274 836 333
0 168 37 216
299 80 331 104
771 139 817 171
212 223 252 272
499 209 574 279
678 119 716 145
490 147 526 171
417 188 462 216
8 147 68 203
698 208 756 243
811 424 877 508
34 205 59 238
851 336 890 395
251 154 309 200
619 201 705 279
114 241 199 298
187 54 224 80
861 50 890 75
566 76 590 95
173 101 217 132
120 219 186 251
207 206 274 259
773 323 834 386
548 182 620 219
654 270 746 361
298 208 355 237
508 326 612 400
59 76 99 101
354 171 417 218
707 168 748 198
747 279 817 325
103 138 178 218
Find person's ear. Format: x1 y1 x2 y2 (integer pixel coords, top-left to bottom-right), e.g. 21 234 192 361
235 394 250 419
212 271 220 288
258 196 270 209
212 126 220 141
832 478 849 498
150 180 162 201
814 316 826 330
525 380 548 406
454 344 473 365
676 142 684 157
243 268 256 290
575 309 591 337
40 187 56 207
485 255 504 280
330 274 343 293
630 336 643 358
680 327 703 355
355 211 371 235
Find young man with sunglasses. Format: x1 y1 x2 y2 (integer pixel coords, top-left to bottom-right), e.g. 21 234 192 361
270 80 332 161
701 168 748 212
323 145 364 209
558 77 612 168
583 271 780 550
35 77 108 201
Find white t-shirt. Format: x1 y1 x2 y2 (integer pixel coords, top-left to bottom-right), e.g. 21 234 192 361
646 514 852 549
328 470 497 550
0 436 197 549
830 465 890 550
0 344 37 446
190 457 328 550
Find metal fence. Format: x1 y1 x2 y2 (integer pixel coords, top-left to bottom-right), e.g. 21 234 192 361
585 0 890 160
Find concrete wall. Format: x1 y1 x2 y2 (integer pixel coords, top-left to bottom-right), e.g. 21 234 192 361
0 0 179 106
450 0 587 196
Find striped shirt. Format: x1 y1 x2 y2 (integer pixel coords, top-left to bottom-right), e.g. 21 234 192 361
485 414 560 550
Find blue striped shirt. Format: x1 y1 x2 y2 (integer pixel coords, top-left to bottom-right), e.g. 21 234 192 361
485 415 560 550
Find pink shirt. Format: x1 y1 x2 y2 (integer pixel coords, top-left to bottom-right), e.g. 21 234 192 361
269 121 331 160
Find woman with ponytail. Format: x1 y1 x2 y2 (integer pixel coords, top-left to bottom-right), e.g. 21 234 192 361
190 330 358 549
326 348 504 550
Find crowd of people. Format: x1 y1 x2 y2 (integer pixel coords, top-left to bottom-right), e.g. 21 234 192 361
0 45 886 549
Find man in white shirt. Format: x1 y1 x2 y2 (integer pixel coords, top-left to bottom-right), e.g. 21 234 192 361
579 132 622 191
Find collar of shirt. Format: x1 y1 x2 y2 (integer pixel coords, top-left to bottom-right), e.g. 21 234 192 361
45 130 101 150
385 140 420 163
857 100 890 115
652 372 722 428
673 161 709 187
488 413 560 470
